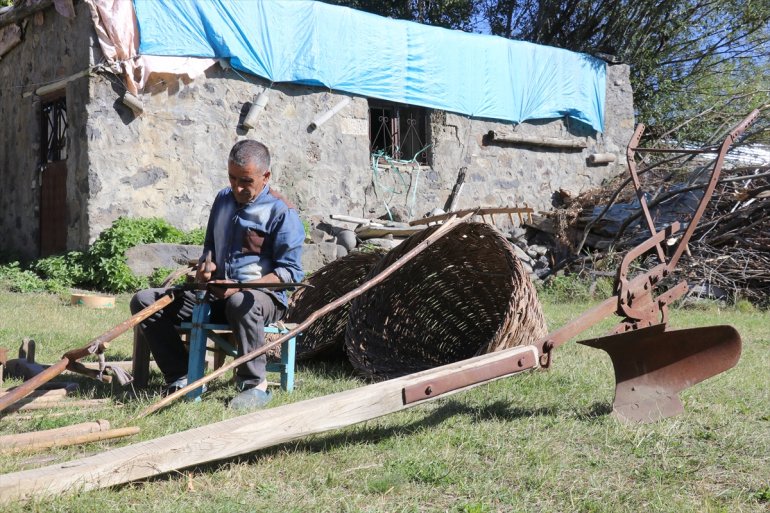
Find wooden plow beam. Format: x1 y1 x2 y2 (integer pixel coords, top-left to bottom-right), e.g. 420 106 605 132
0 345 538 503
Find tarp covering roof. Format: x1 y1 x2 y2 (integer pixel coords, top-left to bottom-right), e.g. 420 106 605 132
133 0 606 132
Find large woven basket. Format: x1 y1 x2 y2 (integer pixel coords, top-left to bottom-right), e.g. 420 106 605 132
344 222 547 380
286 249 385 359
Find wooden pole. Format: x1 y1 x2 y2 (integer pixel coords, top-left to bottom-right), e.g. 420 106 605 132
0 345 537 502
6 398 114 413
0 389 67 400
0 420 110 450
136 212 474 419
0 293 175 413
2 427 139 455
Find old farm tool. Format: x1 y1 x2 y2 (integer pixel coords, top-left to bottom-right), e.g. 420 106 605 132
536 109 759 422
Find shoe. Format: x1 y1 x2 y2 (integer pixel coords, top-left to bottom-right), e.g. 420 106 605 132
161 376 207 397
229 387 272 410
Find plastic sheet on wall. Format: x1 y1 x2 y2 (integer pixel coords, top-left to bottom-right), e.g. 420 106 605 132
133 0 606 132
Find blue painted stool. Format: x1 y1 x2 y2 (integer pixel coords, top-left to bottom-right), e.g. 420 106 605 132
179 295 296 400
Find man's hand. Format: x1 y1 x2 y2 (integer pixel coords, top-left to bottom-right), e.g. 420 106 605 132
207 279 240 300
195 260 217 284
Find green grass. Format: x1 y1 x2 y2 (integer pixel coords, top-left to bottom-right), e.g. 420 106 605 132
0 289 768 512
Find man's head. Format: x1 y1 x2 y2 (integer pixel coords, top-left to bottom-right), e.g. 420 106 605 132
228 140 271 205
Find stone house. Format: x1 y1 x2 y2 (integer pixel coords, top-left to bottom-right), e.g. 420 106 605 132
0 0 634 259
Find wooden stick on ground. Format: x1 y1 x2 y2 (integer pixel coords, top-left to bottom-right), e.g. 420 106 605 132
0 420 110 450
2 427 139 455
136 212 474 419
0 389 68 399
0 293 175 414
4 398 115 413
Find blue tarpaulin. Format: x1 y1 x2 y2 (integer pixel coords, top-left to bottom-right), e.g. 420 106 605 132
133 0 606 132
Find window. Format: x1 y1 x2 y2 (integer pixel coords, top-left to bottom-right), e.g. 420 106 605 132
369 100 430 165
41 96 68 163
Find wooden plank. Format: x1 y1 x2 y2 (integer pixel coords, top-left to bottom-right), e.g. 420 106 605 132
354 225 424 239
3 427 139 455
410 206 534 227
486 131 587 149
0 420 110 450
0 345 538 503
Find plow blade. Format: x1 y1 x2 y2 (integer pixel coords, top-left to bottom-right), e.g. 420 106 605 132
579 324 741 424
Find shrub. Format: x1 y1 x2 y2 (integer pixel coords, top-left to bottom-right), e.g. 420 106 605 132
0 217 203 294
83 217 196 292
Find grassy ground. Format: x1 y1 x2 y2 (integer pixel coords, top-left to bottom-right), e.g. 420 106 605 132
0 289 767 512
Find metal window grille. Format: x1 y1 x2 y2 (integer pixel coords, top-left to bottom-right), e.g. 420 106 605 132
42 97 68 163
369 101 430 165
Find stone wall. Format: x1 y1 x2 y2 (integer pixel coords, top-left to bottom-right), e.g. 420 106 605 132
0 2 94 258
84 67 374 244
85 63 633 245
2 4 635 257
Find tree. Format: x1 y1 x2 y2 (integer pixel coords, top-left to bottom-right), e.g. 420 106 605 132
326 0 770 143
499 0 770 142
321 0 480 31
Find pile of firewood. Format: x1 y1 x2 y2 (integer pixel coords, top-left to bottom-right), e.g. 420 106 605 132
532 154 770 304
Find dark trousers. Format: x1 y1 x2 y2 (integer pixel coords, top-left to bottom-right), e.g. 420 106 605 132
130 288 284 388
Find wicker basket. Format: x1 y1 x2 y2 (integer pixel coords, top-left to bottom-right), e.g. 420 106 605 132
344 222 547 380
286 249 386 359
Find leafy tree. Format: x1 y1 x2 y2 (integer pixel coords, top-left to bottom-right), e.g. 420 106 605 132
322 0 480 31
327 0 770 143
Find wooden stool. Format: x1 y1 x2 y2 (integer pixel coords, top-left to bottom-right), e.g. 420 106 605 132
131 301 297 400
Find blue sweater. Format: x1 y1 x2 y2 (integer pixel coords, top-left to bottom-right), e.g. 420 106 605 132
202 184 304 307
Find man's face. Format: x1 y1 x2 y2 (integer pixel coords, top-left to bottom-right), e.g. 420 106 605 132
228 161 270 205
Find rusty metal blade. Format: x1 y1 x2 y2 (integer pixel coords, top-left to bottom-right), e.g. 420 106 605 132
578 324 741 424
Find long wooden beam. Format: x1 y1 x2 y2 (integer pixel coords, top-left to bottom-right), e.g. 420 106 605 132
0 344 538 503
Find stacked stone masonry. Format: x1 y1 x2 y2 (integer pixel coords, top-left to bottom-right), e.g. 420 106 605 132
0 2 635 258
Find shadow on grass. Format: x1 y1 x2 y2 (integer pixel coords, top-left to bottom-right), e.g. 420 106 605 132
122 399 567 488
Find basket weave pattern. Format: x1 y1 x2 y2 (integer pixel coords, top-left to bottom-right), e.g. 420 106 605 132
286 250 385 359
344 222 547 380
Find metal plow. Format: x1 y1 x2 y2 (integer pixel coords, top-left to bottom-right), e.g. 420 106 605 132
537 109 759 423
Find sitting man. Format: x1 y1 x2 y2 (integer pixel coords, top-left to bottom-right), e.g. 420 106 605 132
131 140 304 409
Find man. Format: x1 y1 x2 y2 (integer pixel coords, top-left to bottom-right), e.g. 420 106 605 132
130 140 304 409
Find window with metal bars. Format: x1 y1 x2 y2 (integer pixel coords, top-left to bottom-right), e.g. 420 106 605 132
368 100 430 165
41 96 68 163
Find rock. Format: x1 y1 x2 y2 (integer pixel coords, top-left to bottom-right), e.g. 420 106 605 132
383 205 410 223
526 248 538 259
509 226 527 240
511 244 533 264
364 238 402 250
125 243 202 277
529 244 548 256
427 207 445 217
301 241 340 274
336 229 357 251
309 228 328 244
521 261 533 274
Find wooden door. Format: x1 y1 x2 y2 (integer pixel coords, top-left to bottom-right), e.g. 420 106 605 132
39 95 68 256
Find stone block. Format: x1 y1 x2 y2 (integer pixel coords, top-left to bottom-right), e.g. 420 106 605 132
125 243 203 277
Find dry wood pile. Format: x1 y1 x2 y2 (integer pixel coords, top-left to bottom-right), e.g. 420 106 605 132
533 148 770 305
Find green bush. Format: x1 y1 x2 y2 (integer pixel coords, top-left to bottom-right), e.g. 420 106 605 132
83 217 199 292
0 262 67 294
0 217 204 294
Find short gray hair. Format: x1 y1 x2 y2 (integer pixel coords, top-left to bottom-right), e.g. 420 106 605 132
229 140 271 172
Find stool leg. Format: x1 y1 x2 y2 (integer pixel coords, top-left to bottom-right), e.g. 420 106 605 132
280 336 296 392
186 299 211 401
